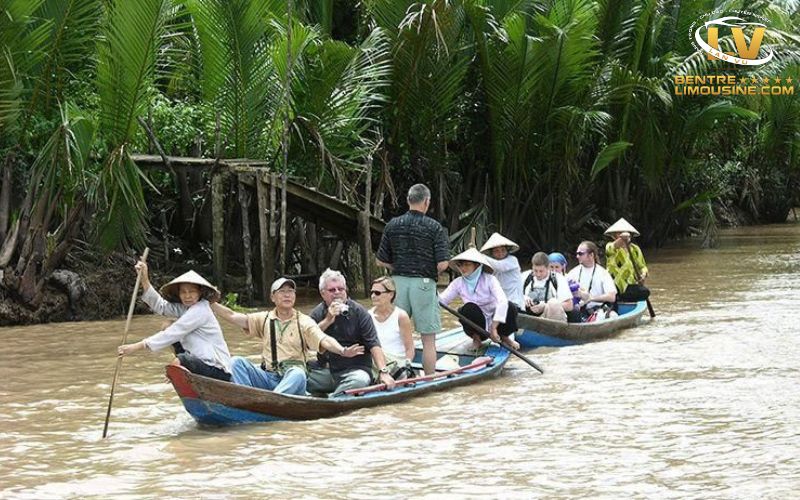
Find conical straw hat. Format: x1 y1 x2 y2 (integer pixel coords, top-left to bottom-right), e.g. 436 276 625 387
160 270 221 303
449 247 494 274
604 218 640 237
480 232 520 254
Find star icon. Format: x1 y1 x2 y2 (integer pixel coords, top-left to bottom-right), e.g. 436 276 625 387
787 76 794 84
763 77 770 84
775 76 782 84
740 77 748 85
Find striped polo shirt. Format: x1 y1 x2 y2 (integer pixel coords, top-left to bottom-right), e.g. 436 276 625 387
377 210 450 279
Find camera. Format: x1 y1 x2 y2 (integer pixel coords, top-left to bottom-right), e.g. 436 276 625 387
334 299 349 317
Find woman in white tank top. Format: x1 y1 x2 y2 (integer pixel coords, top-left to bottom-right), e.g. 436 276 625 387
369 276 415 362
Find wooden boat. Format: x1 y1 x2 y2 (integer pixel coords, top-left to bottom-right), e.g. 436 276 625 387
515 301 647 348
166 342 509 426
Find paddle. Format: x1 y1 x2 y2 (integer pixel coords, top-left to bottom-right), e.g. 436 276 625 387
102 247 149 438
438 301 544 374
342 356 493 396
621 240 656 318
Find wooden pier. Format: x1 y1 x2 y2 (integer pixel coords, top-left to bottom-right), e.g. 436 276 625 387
132 154 385 300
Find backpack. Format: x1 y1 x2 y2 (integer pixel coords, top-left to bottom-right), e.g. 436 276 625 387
523 272 558 302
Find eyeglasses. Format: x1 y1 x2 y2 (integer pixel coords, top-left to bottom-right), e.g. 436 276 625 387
370 289 391 296
326 286 346 293
576 251 590 256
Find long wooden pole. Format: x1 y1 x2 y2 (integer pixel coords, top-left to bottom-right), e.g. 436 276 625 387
438 302 544 374
102 247 149 438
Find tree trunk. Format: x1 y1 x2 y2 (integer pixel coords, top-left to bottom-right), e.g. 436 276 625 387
0 152 13 242
15 196 56 306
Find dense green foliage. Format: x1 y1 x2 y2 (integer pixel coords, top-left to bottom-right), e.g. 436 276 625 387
1 0 799 305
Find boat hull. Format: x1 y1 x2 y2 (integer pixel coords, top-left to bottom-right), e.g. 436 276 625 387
516 301 647 348
167 344 509 426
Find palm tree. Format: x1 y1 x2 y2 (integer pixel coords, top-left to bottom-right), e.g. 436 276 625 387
0 0 171 306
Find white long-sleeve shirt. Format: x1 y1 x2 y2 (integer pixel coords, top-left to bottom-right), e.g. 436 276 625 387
141 286 232 372
483 255 523 308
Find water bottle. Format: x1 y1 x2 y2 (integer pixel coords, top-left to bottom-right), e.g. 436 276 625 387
568 278 581 307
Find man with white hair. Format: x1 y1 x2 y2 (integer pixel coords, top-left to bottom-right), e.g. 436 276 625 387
212 277 363 395
309 269 396 395
377 183 450 375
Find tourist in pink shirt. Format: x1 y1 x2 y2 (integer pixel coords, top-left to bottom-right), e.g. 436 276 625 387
438 248 520 351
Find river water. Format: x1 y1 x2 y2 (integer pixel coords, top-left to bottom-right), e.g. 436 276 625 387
1 222 799 499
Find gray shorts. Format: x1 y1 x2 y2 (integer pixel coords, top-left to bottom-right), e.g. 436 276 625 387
393 275 441 335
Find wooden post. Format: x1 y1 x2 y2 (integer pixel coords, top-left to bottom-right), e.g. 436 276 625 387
329 240 343 270
147 107 154 154
161 211 170 267
212 171 226 288
358 151 374 297
357 211 371 298
238 174 254 303
268 173 277 282
280 173 287 275
306 222 318 275
256 171 271 297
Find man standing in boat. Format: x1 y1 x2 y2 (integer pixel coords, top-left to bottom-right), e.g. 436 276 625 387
377 183 450 375
211 277 363 395
309 269 396 395
604 218 651 303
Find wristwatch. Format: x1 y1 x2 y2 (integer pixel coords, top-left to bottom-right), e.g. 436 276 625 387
379 366 390 375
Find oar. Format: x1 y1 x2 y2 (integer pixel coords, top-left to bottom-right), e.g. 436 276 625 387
102 247 149 438
438 302 544 374
621 241 656 318
644 297 655 318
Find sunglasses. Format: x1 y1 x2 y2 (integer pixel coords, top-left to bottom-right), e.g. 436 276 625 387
576 251 590 256
326 286 346 293
370 289 390 296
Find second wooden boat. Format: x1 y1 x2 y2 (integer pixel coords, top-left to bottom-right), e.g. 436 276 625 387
515 301 647 348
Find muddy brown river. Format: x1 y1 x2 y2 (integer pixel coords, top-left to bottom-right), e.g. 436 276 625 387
1 222 799 498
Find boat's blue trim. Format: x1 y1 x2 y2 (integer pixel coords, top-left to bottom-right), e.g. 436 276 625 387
516 331 575 348
182 397 285 425
516 301 646 348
